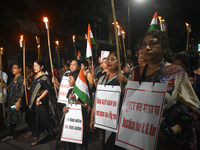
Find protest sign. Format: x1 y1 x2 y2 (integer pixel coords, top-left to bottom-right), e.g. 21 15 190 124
94 85 121 132
115 81 167 150
101 51 110 61
61 101 83 144
58 76 72 103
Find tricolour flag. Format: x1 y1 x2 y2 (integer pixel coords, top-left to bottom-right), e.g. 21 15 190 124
86 24 95 59
148 12 158 31
77 51 81 60
73 69 90 106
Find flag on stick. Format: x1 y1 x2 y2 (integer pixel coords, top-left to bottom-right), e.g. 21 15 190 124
148 12 158 31
73 69 90 106
77 51 81 60
86 24 95 59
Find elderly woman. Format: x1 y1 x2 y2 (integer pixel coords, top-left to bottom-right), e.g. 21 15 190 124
118 30 200 149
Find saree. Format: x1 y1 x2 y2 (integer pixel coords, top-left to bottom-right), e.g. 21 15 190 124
134 64 200 149
134 64 199 112
98 74 126 150
30 74 58 143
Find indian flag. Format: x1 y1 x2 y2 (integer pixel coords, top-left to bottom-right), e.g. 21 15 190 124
73 69 90 106
77 50 81 60
86 24 95 59
148 12 158 30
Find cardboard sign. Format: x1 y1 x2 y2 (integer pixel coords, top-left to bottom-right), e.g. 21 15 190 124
94 85 121 133
115 81 167 150
58 76 72 104
61 102 83 144
101 51 110 61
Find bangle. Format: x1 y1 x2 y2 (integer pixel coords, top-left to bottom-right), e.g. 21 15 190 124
37 98 40 102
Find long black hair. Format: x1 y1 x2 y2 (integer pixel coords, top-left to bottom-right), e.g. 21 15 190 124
34 59 46 72
174 50 199 74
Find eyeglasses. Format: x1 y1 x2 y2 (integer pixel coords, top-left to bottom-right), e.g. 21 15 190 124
142 39 159 49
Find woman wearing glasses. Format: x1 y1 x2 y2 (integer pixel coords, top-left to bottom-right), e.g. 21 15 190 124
1 63 25 142
118 30 200 149
90 52 128 150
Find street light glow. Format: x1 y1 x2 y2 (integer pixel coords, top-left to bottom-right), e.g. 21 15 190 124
135 0 147 2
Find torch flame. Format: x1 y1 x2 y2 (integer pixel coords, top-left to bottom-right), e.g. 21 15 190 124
43 17 48 23
185 23 189 27
160 19 165 22
35 36 40 43
20 35 23 42
0 47 3 55
72 35 75 42
20 35 24 48
55 41 59 45
158 16 162 21
112 22 118 25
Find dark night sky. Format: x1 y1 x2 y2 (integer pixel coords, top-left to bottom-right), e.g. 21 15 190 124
0 0 200 54
115 0 200 52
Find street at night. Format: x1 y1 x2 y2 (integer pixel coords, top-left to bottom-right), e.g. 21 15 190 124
1 0 200 150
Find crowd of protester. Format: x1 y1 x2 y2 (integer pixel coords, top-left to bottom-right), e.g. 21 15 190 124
0 29 200 150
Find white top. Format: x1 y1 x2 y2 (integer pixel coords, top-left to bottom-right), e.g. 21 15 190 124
0 71 8 103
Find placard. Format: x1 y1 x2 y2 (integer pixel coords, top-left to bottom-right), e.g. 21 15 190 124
58 76 72 103
61 102 83 144
94 85 121 133
101 51 110 61
115 81 167 150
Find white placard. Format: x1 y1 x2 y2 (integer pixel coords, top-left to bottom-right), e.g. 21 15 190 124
115 81 167 150
94 85 121 133
101 51 110 61
58 76 72 103
61 103 83 144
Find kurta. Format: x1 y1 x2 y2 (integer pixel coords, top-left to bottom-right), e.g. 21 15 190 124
5 75 25 125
